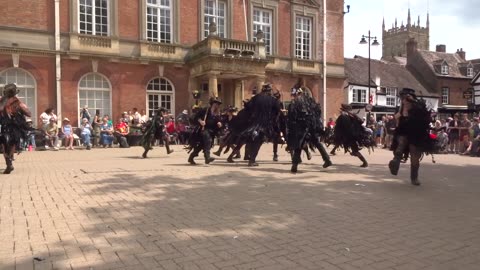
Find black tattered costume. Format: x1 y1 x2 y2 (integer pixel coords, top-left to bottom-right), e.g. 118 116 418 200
0 84 32 174
187 98 223 165
389 88 436 186
140 108 174 158
329 104 375 167
286 88 331 173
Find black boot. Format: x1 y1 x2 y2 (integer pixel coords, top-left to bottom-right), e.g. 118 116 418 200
165 141 174 154
142 150 148 158
357 153 368 168
306 149 312 160
273 153 278 162
317 143 332 168
410 165 420 186
291 163 298 173
213 147 222 156
4 157 14 174
188 152 197 165
388 158 400 175
248 161 259 167
205 152 215 164
323 159 332 168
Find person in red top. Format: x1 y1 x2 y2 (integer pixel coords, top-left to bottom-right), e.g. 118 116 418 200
166 117 175 134
114 118 130 148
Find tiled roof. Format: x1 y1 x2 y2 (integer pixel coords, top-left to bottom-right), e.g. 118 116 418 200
417 50 473 78
345 56 438 97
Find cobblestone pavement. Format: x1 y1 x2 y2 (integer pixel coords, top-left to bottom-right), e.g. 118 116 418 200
1 144 479 270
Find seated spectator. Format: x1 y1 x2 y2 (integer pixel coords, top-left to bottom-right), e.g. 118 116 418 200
26 118 36 150
469 118 480 157
80 118 92 150
44 118 59 150
166 117 175 134
459 135 472 155
114 118 130 148
62 118 74 150
100 117 114 147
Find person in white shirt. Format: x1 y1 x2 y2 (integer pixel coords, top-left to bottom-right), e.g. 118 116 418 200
39 108 53 130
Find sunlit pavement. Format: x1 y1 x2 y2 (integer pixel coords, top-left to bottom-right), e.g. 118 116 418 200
1 145 479 270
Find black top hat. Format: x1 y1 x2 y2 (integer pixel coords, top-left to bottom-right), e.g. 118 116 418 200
3 83 19 97
227 106 238 112
156 107 168 113
261 83 273 92
340 104 352 111
399 88 416 98
209 97 222 105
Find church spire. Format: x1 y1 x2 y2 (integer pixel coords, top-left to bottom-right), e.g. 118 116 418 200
382 17 385 31
395 18 397 28
407 8 411 27
418 15 420 27
426 12 430 28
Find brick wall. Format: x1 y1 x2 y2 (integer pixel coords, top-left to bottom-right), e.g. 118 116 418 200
180 0 199 45
437 78 472 106
60 59 190 125
119 0 140 40
60 0 70 33
0 0 54 32
326 0 344 65
0 54 56 123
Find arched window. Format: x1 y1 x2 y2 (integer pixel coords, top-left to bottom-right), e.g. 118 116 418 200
78 73 111 119
0 68 37 124
146 77 175 117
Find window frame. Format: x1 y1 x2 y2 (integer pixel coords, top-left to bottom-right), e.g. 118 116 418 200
146 77 176 117
0 68 38 126
146 0 173 43
441 87 449 105
202 0 227 39
78 0 110 36
352 87 367 104
78 73 112 122
441 64 449 75
252 7 273 55
294 15 312 60
467 67 474 77
385 87 397 107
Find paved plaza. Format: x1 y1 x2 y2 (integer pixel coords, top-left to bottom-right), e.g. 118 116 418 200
0 145 479 270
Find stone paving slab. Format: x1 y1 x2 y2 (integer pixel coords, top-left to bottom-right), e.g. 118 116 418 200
0 145 479 270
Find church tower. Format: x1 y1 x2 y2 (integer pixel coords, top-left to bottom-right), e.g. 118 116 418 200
382 9 430 61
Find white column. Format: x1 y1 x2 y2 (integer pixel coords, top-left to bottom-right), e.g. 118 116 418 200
55 0 62 124
208 73 219 98
322 0 327 124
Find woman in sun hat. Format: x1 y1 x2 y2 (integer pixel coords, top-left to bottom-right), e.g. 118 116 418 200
62 117 74 150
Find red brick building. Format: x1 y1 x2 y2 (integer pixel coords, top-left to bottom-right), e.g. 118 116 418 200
405 40 480 117
0 0 345 125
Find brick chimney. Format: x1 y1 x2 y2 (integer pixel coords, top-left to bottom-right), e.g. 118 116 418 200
456 48 466 61
436 44 446 53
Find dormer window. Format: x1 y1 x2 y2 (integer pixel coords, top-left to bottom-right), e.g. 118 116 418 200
441 64 449 75
467 67 474 77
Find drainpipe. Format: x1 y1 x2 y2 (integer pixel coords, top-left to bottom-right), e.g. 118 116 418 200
243 0 248 41
55 0 62 123
322 0 327 124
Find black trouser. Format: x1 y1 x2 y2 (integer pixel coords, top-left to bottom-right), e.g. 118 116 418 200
248 136 264 163
190 130 213 160
392 135 421 179
311 137 331 162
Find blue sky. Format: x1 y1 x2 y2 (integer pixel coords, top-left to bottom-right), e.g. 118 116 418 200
344 0 480 60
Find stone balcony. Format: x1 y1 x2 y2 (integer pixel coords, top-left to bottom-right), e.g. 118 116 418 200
188 36 267 63
187 35 269 78
69 34 120 55
139 41 188 62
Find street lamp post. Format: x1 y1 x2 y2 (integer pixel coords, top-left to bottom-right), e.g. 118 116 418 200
359 30 379 125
